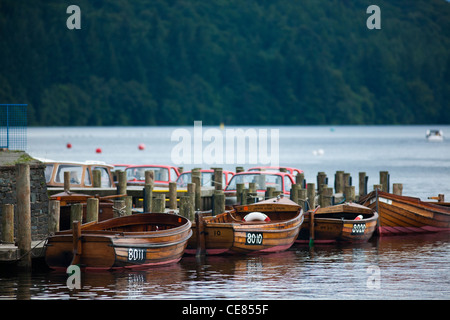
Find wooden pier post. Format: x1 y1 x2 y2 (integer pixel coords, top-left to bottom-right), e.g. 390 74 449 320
373 184 382 191
169 182 177 209
1 204 14 243
86 198 99 223
290 184 299 203
298 189 307 210
192 170 202 210
113 200 125 218
214 168 223 190
317 172 327 194
296 173 305 188
117 171 127 199
393 183 403 196
236 183 245 204
359 172 367 197
71 221 82 265
307 183 316 210
180 196 195 221
16 163 31 270
145 170 154 185
319 186 333 208
344 173 351 187
153 194 166 213
335 171 344 194
144 184 153 212
70 203 83 225
380 171 390 192
236 166 245 173
266 186 275 200
64 171 70 193
92 169 102 188
344 186 356 202
213 190 225 216
48 200 60 234
195 212 206 257
125 196 132 215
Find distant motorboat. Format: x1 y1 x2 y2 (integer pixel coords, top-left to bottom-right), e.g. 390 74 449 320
426 129 443 141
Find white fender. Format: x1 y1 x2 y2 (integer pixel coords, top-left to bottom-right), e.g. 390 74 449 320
243 212 271 222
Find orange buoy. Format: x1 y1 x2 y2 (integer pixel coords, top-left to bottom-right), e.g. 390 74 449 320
138 143 145 150
95 148 102 153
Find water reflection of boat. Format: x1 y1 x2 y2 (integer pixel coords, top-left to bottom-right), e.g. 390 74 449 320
359 190 450 235
186 197 303 255
426 129 444 141
45 213 192 271
296 203 378 244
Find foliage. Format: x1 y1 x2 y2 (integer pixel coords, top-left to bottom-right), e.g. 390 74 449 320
0 0 449 126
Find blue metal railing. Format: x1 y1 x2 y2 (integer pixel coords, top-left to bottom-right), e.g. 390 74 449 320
0 104 27 150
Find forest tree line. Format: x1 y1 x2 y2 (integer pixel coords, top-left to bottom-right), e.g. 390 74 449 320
0 0 449 126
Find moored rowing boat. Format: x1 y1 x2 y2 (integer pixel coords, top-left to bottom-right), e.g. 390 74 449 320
45 213 192 271
186 196 303 255
359 190 450 235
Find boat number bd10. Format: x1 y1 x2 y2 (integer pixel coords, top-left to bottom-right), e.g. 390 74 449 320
128 248 146 262
246 232 263 245
351 223 366 235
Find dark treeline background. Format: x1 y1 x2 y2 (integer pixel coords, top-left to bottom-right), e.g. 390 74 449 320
0 0 449 126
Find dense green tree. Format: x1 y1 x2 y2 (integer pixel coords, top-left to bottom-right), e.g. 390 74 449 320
0 0 449 126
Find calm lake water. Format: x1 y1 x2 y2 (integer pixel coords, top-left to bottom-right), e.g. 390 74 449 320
1 125 449 301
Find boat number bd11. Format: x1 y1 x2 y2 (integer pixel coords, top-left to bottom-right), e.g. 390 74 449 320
128 248 146 262
351 223 366 235
246 232 263 245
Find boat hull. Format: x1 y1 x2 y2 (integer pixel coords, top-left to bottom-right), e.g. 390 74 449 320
359 191 450 236
45 213 192 271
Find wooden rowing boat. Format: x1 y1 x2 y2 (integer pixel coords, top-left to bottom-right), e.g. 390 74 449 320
359 190 450 235
45 213 192 271
186 196 303 255
297 203 378 243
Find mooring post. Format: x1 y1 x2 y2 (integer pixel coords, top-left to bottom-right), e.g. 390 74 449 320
195 211 206 257
235 166 245 173
335 171 344 194
319 186 333 208
236 183 245 204
380 171 390 193
359 172 367 197
317 172 327 194
309 206 320 248
169 182 177 210
180 196 194 221
145 170 154 185
113 200 125 218
16 163 31 270
213 190 225 216
153 194 166 213
70 203 83 225
144 184 153 212
290 184 299 203
92 169 102 188
298 188 307 210
64 171 70 193
1 204 14 243
192 170 202 211
117 171 127 199
86 198 99 222
307 183 316 210
48 200 60 233
296 173 305 188
71 220 82 265
344 185 356 202
214 168 223 190
393 183 403 196
266 186 275 200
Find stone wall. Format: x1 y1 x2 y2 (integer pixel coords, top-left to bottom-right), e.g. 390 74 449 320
0 151 49 241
